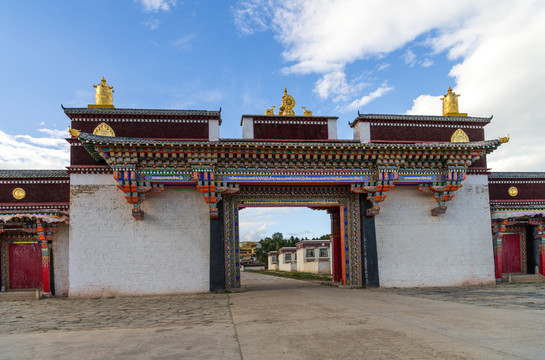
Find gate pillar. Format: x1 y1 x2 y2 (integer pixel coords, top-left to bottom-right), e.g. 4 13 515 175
328 208 342 283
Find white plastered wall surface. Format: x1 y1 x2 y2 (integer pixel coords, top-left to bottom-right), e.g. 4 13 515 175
69 177 210 297
375 175 495 287
52 223 69 296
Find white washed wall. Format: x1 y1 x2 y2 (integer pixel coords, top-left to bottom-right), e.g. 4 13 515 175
52 223 69 296
69 182 210 297
375 175 495 287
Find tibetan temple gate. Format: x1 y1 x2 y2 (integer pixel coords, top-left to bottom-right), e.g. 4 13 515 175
4 79 543 298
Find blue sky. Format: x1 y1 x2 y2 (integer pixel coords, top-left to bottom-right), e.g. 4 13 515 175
1 0 544 241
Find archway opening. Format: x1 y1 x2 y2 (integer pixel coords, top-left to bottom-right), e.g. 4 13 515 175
237 206 341 290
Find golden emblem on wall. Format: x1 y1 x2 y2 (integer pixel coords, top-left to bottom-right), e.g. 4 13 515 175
88 77 115 109
508 186 518 197
450 128 469 143
12 188 26 200
93 122 116 137
441 87 467 117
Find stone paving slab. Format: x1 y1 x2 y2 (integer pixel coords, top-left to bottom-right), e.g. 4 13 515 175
382 283 545 310
0 293 231 335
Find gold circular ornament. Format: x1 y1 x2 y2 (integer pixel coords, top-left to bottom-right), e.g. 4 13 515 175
12 188 26 200
508 186 518 197
284 96 295 107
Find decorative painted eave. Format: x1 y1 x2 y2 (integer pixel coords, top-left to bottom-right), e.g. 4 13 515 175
77 132 506 219
0 209 69 224
78 132 503 153
349 113 493 127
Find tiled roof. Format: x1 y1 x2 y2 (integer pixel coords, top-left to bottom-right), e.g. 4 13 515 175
78 132 503 153
62 106 221 118
0 170 68 179
488 172 545 179
349 114 492 127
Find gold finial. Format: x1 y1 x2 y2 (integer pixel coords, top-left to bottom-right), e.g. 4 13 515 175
88 77 115 108
302 107 312 116
278 87 296 116
265 106 275 115
450 128 469 143
499 134 510 144
93 122 116 137
441 87 467 117
68 126 81 138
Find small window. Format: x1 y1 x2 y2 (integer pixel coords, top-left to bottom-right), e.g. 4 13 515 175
319 248 328 258
285 253 292 261
306 249 315 258
272 256 277 262
294 253 297 261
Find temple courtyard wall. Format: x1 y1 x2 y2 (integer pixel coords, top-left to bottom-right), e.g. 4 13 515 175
375 175 496 287
52 223 69 297
68 174 210 297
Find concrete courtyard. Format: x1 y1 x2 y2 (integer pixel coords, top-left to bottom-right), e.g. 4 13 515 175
1 272 544 359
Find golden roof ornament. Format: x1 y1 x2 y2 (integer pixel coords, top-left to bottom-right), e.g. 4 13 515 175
93 122 116 137
441 87 467 117
278 87 296 116
88 77 115 109
265 88 312 116
450 128 469 143
68 127 81 138
499 134 510 144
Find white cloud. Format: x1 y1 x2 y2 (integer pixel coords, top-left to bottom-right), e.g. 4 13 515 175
143 18 161 30
345 83 393 111
406 94 440 116
138 0 177 12
404 49 416 67
405 2 545 171
0 128 69 169
313 71 366 102
232 0 274 35
235 0 545 170
233 0 476 107
173 34 195 50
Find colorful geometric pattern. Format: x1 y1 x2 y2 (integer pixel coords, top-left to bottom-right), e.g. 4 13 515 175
223 186 361 289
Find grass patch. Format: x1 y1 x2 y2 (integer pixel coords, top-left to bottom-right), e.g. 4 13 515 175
245 269 332 282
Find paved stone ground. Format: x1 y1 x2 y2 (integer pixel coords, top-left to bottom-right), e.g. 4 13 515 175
384 282 545 310
0 293 232 335
1 275 545 359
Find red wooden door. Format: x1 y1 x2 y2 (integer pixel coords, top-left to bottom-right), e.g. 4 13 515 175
502 234 521 273
8 244 43 289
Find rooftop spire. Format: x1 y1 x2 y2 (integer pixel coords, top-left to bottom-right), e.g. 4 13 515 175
88 77 115 109
441 87 466 117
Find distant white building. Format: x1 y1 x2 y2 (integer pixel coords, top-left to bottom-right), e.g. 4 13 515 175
296 240 331 274
267 251 278 271
278 247 297 272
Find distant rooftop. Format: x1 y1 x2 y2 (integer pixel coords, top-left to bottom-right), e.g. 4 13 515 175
349 114 492 127
0 170 68 178
489 172 545 179
62 106 221 118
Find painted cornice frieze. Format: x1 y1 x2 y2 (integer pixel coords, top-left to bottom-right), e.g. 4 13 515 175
78 132 504 219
